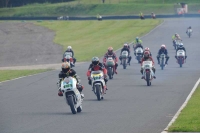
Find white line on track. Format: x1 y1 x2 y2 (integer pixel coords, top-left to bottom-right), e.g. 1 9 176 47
161 77 200 133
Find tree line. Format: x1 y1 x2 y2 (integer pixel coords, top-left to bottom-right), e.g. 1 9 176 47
0 0 73 8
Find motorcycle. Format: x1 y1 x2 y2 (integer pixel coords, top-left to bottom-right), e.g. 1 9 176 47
151 14 156 19
159 53 166 70
186 29 192 38
63 52 74 67
90 71 106 101
121 51 129 69
135 47 143 63
142 61 154 86
60 77 83 114
105 57 115 79
176 50 185 67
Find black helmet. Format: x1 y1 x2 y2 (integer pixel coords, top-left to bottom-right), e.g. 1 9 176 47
92 57 99 65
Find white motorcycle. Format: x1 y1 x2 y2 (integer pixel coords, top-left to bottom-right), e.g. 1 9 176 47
90 71 106 101
121 51 129 69
135 47 143 63
60 77 83 114
142 61 154 86
63 52 74 67
186 29 192 38
175 40 181 50
159 53 166 70
176 50 185 67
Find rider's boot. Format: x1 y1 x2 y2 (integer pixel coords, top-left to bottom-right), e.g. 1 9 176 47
58 88 63 96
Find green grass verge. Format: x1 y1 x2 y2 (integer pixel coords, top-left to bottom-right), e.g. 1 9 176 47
0 69 51 82
168 84 200 132
0 0 200 17
35 19 162 61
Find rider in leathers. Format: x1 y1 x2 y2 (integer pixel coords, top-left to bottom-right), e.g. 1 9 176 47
140 51 156 79
103 47 118 74
57 62 84 98
87 57 108 90
156 44 170 65
133 37 143 56
175 43 187 59
62 46 76 66
119 43 132 65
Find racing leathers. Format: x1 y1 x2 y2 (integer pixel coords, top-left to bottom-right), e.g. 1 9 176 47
156 49 170 64
103 52 118 74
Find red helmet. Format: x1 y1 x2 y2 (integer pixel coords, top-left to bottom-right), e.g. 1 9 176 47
144 51 150 58
144 47 150 51
161 44 166 49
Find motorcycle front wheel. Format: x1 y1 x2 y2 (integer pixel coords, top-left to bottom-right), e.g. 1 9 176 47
67 96 77 114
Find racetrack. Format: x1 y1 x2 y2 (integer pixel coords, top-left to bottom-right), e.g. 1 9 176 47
0 18 200 133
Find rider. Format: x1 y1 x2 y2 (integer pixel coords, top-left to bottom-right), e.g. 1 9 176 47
175 43 187 59
151 12 156 18
133 37 143 56
172 33 182 42
140 51 156 79
103 47 118 74
63 46 76 66
87 57 108 89
57 62 84 98
156 44 170 65
119 43 132 65
143 47 152 57
186 26 192 33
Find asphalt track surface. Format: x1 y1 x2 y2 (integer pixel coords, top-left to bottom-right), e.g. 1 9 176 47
0 18 200 133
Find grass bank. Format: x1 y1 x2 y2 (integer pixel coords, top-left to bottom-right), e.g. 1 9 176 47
36 19 162 61
0 0 200 17
0 69 51 82
168 84 200 132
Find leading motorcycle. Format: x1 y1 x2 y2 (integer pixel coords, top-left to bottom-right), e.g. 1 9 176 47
60 77 83 114
159 53 166 70
142 61 154 86
176 50 186 67
121 51 129 69
63 52 74 67
186 29 192 38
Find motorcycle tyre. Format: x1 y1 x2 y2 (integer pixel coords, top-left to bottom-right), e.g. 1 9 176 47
67 96 77 114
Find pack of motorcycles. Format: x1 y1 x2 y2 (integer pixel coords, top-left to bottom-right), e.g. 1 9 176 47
61 31 191 114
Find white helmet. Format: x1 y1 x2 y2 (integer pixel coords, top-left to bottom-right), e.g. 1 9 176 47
179 43 183 48
67 46 72 50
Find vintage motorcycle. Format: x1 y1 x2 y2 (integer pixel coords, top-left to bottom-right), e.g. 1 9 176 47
121 51 129 69
105 57 115 79
63 52 74 67
90 71 107 101
142 61 154 86
159 53 166 70
186 29 192 38
176 50 186 67
60 77 83 114
135 47 143 63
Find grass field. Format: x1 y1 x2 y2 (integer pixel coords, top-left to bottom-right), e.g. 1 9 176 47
36 19 162 61
168 84 200 132
0 70 51 82
0 0 200 17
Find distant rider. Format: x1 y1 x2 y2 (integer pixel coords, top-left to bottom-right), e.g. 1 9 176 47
140 51 156 79
156 44 170 65
63 46 76 66
119 43 132 65
103 47 118 74
175 43 187 59
151 12 156 19
57 62 84 98
186 26 192 34
133 37 143 56
87 57 108 90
